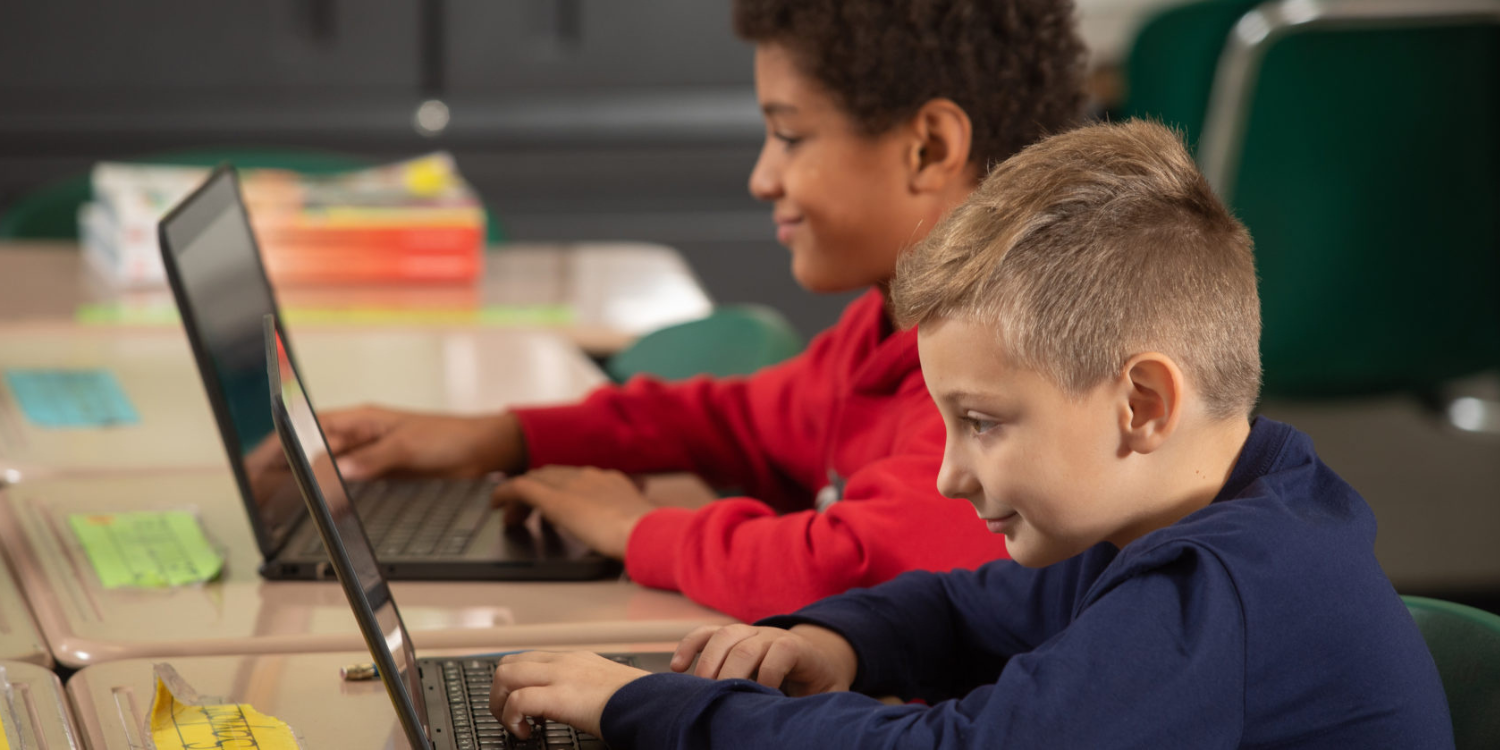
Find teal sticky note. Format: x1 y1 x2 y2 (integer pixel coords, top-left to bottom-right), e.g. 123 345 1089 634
3 369 141 428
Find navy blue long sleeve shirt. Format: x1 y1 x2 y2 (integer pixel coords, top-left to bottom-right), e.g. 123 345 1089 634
601 418 1453 748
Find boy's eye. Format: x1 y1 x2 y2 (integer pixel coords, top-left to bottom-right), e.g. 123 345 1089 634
773 132 803 148
961 416 999 435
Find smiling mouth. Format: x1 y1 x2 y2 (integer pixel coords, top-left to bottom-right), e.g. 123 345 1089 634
775 218 803 243
983 511 1019 534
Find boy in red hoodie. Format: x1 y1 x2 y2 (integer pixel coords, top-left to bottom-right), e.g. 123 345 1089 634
321 0 1086 622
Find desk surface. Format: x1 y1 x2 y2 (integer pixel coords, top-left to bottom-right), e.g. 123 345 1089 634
68 648 674 750
2 660 82 750
0 472 731 670
0 553 48 667
0 325 604 479
0 240 713 356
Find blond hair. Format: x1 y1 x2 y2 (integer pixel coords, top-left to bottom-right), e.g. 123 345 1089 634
891 119 1261 419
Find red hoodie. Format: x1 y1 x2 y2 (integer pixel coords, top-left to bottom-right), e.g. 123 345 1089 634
512 289 1011 621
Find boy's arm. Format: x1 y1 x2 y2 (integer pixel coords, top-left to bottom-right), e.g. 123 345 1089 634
758 558 1086 701
621 440 1012 622
603 551 1247 749
513 312 847 512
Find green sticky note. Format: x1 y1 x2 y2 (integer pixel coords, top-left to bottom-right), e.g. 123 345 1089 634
477 304 575 325
75 303 180 326
69 512 224 589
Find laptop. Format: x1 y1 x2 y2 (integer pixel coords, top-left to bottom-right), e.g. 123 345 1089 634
267 314 672 749
158 164 614 581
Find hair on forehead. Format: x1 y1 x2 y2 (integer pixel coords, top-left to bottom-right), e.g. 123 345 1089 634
891 119 1262 419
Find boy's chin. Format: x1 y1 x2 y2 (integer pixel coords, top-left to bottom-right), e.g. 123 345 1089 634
790 258 877 295
1005 538 1077 569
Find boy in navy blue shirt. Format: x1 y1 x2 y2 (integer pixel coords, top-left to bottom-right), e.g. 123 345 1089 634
485 120 1453 748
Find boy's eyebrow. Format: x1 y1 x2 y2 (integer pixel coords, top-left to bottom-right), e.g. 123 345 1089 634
761 102 798 117
935 388 996 406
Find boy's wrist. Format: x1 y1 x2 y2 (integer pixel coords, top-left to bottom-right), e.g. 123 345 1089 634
481 412 527 474
789 624 859 688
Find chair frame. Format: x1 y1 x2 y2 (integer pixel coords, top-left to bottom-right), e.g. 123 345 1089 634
1198 0 1500 201
1197 0 1500 428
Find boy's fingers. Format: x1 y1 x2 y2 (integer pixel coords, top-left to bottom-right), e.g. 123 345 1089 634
500 498 533 527
335 439 401 481
492 476 569 511
755 638 798 691
489 659 554 725
694 625 758 680
496 686 544 739
718 637 770 682
671 626 720 672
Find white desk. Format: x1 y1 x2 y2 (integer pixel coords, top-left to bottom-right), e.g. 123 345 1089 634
0 241 713 356
0 472 732 670
0 553 48 667
0 325 603 480
2 660 82 750
68 647 674 750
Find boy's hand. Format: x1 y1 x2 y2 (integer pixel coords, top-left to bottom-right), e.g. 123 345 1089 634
319 406 525 480
492 466 652 559
489 651 649 740
671 623 858 697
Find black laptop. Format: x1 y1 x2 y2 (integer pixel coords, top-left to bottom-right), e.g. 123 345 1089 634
267 313 671 749
157 164 614 581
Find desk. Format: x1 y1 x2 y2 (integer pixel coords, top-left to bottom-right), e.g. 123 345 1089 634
68 648 673 750
0 472 732 669
0 240 713 356
0 325 604 479
0 552 48 667
2 660 82 749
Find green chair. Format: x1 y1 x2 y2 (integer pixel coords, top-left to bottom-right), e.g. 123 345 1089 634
0 146 507 244
1402 596 1500 749
1121 0 1264 148
606 304 804 383
1124 0 1500 403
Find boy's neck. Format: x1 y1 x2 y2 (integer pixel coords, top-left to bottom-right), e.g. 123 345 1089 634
1109 417 1254 549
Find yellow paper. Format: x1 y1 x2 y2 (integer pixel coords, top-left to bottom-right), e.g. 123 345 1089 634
0 665 17 750
148 665 301 750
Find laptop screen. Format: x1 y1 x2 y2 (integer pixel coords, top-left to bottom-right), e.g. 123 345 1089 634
266 317 431 745
158 167 306 556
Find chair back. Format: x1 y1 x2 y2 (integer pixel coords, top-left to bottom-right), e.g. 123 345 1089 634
1403 595 1500 749
1125 0 1500 397
606 305 803 383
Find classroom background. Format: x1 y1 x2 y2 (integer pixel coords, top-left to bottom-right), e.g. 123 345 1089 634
0 0 1496 747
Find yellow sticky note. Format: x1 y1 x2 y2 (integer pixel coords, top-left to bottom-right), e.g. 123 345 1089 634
149 665 302 750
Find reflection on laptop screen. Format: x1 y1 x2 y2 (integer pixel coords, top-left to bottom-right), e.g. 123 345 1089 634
159 168 305 554
269 320 429 733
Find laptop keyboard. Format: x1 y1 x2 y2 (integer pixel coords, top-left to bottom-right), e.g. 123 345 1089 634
442 658 631 749
300 478 492 559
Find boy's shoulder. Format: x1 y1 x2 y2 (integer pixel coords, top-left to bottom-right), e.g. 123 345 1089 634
1086 418 1449 746
1121 418 1373 583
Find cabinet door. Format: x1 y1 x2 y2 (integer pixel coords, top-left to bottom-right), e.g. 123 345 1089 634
446 0 753 94
0 1 421 99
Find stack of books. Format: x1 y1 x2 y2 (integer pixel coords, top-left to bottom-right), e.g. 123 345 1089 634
81 153 488 286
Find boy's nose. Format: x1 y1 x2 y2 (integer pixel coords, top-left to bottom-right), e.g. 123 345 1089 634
935 452 979 501
748 142 782 202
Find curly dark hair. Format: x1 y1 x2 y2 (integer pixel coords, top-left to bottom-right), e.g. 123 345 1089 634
734 0 1087 173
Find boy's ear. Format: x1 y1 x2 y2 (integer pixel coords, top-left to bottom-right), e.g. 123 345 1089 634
1118 353 1185 455
907 98 974 194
